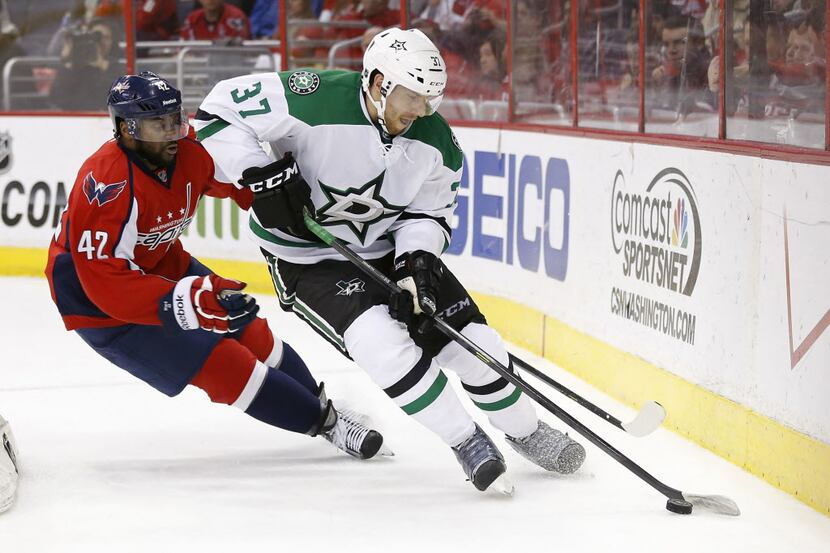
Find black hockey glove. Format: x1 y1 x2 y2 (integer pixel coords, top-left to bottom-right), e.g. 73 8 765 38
389 250 443 333
238 153 315 240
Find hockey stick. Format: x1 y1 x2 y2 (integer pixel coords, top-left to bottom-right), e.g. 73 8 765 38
509 354 666 438
303 212 739 516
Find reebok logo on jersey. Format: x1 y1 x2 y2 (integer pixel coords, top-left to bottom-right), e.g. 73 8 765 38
336 278 365 297
83 172 127 207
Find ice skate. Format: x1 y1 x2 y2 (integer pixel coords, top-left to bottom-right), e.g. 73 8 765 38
312 383 392 459
452 424 513 494
322 406 393 460
506 420 585 474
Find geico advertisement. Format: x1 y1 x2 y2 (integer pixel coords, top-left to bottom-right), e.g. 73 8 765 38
447 149 569 281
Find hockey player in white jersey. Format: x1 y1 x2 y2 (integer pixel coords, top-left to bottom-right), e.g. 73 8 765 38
195 27 586 492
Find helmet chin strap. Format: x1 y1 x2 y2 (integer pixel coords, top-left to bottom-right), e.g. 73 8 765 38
367 83 393 137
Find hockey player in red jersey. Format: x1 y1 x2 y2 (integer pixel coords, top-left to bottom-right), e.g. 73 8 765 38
45 71 388 460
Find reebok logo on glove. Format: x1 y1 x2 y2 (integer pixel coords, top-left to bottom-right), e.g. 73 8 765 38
161 274 260 334
174 293 191 329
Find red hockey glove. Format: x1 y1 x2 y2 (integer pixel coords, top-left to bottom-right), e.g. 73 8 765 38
166 274 259 333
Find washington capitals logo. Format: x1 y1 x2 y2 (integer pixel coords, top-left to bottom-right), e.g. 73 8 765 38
83 171 127 207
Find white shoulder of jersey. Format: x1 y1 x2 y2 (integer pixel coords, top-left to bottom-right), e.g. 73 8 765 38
198 72 294 143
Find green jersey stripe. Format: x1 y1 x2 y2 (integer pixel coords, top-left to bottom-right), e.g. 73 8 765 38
196 118 230 141
292 299 346 351
250 218 324 248
472 388 523 412
401 371 449 415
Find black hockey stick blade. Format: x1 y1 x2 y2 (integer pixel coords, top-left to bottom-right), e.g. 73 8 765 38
511 355 666 437
303 211 740 516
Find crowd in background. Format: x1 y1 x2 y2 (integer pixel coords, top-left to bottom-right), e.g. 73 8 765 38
0 0 826 143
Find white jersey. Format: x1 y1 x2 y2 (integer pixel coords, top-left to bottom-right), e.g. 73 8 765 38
195 70 463 264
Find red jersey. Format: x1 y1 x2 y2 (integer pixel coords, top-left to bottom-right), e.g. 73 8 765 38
180 4 251 41
136 0 179 40
45 138 252 331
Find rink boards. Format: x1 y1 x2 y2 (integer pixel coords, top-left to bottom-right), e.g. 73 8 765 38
0 115 828 516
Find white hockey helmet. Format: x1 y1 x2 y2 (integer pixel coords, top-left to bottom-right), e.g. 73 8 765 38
361 27 447 134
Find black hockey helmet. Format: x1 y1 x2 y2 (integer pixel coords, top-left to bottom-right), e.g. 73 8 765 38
107 71 188 142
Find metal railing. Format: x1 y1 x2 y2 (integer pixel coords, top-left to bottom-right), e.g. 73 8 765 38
2 56 62 111
132 41 279 113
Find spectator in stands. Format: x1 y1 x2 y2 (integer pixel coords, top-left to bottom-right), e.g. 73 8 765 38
765 0 795 67
319 0 360 23
46 0 89 57
650 16 710 110
93 0 122 18
512 0 553 105
335 0 400 35
619 23 640 93
419 0 463 31
136 0 179 41
49 18 121 111
707 21 749 114
439 0 503 71
249 0 278 38
284 0 326 62
325 0 399 67
773 25 825 91
181 0 251 42
474 30 507 101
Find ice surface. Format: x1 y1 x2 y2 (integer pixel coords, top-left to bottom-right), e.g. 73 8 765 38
1 277 828 552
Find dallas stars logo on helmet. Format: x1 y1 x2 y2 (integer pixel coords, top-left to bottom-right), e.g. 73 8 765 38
287 71 320 95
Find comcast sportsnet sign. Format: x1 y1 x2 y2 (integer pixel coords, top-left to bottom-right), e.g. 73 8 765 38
609 168 701 345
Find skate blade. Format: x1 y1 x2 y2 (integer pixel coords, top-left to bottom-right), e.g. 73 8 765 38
489 473 515 496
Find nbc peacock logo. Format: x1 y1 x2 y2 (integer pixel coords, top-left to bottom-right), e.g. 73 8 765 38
671 197 689 248
611 168 702 297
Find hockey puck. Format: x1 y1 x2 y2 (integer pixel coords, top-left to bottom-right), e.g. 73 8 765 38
666 498 694 515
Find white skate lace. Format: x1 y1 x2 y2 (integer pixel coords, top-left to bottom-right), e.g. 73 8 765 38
328 409 371 456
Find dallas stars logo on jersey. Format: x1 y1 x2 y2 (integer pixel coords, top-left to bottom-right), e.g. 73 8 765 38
287 71 320 95
316 171 405 244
